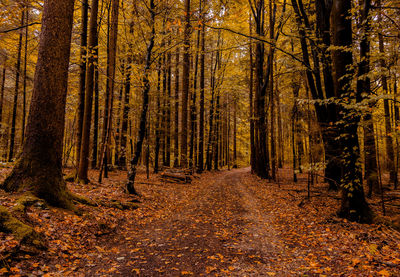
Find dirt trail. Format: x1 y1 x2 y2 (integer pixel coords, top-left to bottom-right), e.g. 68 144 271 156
85 168 303 276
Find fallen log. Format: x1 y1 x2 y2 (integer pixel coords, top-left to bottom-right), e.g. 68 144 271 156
160 172 192 183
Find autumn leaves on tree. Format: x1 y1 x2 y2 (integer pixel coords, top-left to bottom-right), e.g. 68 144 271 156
0 0 399 226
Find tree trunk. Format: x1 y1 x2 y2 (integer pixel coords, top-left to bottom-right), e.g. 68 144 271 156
165 38 172 167
197 7 205 173
180 0 191 167
9 10 25 162
127 0 155 194
173 45 180 168
1 0 76 208
190 24 200 169
91 32 100 169
249 16 255 172
356 0 378 197
119 22 134 168
76 0 88 169
154 58 162 173
0 63 6 127
21 7 29 144
77 0 99 183
332 0 372 223
376 0 396 186
101 0 119 176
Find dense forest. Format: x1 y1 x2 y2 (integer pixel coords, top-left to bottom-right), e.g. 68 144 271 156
0 0 400 275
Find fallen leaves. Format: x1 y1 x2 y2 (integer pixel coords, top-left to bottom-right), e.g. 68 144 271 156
0 167 399 276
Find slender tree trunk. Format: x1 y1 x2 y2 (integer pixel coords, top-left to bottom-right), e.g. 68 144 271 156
376 0 396 186
180 0 191 167
173 45 180 167
1 0 76 208
0 63 6 127
197 7 205 173
77 0 100 183
127 0 155 194
206 52 217 170
277 86 283 168
76 0 89 169
101 0 119 177
21 7 29 144
356 0 378 197
91 32 100 168
249 16 255 172
9 10 25 162
233 97 237 168
154 58 162 172
165 38 172 167
190 24 200 169
119 22 134 168
115 60 125 166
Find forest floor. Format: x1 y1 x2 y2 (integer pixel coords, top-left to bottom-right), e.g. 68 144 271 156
1 166 400 276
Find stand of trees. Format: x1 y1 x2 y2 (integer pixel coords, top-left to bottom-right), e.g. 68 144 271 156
0 0 399 223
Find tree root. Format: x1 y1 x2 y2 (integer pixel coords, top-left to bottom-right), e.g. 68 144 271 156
12 193 46 213
0 206 47 250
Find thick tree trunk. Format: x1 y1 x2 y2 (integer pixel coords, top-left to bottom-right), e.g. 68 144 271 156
76 0 88 169
1 0 76 208
77 0 99 183
332 0 372 223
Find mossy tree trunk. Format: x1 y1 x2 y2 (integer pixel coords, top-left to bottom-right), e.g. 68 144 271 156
1 0 76 209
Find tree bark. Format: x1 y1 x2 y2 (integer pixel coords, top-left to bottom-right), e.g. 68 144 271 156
119 22 134 168
77 0 99 183
1 0 76 208
126 0 155 194
197 5 205 172
101 0 119 176
76 0 88 169
21 7 29 144
173 45 180 168
9 10 25 162
180 0 191 167
332 0 372 223
0 63 6 127
356 0 378 197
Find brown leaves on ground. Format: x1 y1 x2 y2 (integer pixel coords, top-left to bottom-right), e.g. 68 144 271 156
0 167 399 276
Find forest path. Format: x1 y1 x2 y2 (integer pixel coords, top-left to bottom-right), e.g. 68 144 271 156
86 168 303 276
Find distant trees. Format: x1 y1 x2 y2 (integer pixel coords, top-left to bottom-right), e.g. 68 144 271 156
0 0 398 224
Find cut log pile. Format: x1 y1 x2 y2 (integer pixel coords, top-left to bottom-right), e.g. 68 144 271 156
160 168 193 184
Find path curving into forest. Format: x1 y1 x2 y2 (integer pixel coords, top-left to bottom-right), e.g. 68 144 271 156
84 168 305 276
